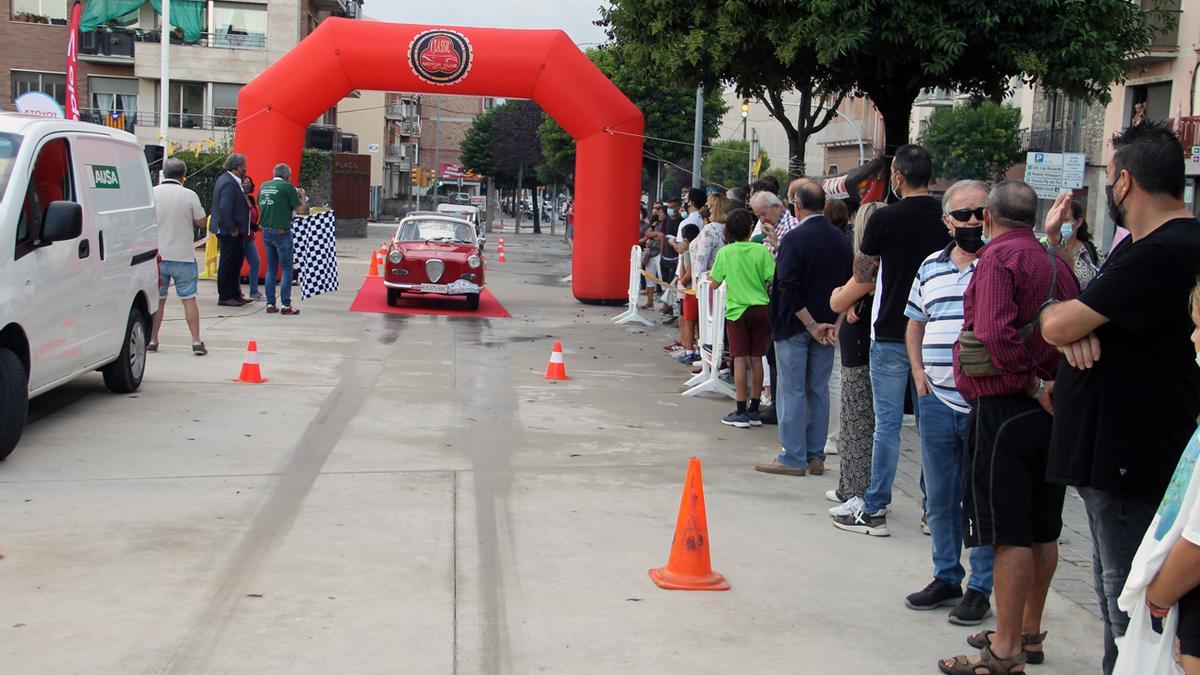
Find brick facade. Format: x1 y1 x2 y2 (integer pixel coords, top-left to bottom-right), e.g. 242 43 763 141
417 94 487 178
0 0 134 112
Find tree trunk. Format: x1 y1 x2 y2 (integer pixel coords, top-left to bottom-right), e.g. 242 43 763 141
515 166 525 233
874 97 915 153
532 184 542 234
786 127 805 180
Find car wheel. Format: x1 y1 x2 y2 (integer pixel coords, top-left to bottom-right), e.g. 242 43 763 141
465 293 481 311
102 305 149 393
387 288 400 307
0 348 28 461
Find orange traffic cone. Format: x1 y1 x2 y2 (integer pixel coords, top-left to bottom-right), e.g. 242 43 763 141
544 340 569 380
366 244 385 278
648 457 730 591
498 246 507 263
233 340 267 383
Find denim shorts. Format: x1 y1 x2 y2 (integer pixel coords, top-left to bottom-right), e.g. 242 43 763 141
159 259 199 300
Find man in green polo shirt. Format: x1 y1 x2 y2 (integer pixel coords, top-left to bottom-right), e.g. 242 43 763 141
258 163 308 314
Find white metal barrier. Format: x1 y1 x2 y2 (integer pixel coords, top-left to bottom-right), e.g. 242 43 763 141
683 278 735 399
612 244 653 326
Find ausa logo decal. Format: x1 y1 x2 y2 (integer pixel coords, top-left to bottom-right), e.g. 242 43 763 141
88 164 121 189
408 29 472 86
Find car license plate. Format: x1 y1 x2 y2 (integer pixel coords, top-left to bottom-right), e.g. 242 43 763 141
419 283 449 294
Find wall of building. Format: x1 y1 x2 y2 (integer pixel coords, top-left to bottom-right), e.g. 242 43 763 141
336 88 384 186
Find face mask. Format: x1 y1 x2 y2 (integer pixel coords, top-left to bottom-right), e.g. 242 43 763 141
1195 352 1200 368
667 208 677 218
953 226 985 253
1106 176 1127 231
1060 222 1074 241
889 174 901 201
981 230 992 245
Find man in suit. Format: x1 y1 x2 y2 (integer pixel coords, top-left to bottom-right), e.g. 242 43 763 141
211 153 250 306
755 179 853 477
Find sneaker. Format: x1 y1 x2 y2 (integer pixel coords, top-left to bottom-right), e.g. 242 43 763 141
192 341 208 356
905 579 963 610
828 495 864 517
832 506 890 536
147 342 159 353
663 315 678 326
921 512 931 536
759 405 777 425
948 589 993 626
662 340 682 351
825 489 846 504
807 459 825 476
249 293 265 300
754 458 806 476
721 411 751 428
746 410 763 426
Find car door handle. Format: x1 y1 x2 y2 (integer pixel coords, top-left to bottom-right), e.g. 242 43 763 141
78 240 90 259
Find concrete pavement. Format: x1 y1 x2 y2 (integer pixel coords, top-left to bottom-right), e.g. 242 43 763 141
0 226 1104 673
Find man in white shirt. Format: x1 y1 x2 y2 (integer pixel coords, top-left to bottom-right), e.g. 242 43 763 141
150 158 209 355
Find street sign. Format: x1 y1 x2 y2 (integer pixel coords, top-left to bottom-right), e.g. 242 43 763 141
1191 146 1200 156
367 143 380 153
1024 151 1086 199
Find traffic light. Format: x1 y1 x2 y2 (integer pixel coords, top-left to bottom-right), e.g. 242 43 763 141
411 168 420 187
741 98 750 118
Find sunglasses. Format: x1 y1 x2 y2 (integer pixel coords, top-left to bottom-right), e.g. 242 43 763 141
948 207 986 223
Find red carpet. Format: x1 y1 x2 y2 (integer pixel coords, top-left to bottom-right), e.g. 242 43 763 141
349 276 511 318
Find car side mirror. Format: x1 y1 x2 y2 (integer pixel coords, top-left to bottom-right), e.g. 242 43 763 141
41 201 83 243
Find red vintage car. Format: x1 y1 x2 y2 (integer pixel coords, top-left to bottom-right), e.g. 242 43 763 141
384 214 485 310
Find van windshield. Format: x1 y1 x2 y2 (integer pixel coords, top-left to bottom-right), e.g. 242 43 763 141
0 133 20 205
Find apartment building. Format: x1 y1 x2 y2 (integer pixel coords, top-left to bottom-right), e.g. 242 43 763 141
2 0 362 149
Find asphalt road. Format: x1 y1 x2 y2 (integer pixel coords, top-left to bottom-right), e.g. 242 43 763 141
0 226 1104 674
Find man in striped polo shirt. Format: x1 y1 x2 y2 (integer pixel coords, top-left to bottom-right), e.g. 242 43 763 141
902 180 996 626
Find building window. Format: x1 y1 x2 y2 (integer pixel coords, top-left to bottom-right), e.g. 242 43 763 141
11 0 67 21
211 1 267 49
212 83 241 127
89 76 138 130
11 70 66 106
161 81 206 128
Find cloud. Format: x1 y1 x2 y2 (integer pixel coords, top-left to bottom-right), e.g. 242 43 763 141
366 0 610 45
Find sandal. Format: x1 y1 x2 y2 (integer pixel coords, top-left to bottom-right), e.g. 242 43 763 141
939 645 1026 674
281 306 300 315
967 630 1046 665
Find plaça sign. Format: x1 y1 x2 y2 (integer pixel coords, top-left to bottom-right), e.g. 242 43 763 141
1024 151 1085 200
15 92 64 119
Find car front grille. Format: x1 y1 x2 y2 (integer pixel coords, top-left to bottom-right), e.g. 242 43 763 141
426 259 445 283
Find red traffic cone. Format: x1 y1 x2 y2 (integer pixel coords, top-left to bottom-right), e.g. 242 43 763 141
544 340 569 380
234 340 267 383
498 246 507 263
648 457 730 591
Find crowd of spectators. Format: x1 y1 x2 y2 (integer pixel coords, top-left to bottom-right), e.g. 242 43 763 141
636 120 1200 674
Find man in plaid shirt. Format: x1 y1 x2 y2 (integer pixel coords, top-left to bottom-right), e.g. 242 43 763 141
939 181 1079 675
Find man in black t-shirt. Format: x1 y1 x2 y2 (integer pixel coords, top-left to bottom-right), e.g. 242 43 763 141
832 144 952 536
1042 121 1200 675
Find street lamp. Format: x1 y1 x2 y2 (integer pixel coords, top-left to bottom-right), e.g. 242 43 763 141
742 98 751 184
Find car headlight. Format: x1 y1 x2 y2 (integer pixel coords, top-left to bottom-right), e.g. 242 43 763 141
468 255 482 269
388 250 404 264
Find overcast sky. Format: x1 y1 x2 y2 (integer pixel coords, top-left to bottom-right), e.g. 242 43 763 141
366 1 610 46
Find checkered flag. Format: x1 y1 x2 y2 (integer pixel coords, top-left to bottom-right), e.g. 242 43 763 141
292 210 339 300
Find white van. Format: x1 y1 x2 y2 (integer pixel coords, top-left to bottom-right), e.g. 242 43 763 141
0 114 159 460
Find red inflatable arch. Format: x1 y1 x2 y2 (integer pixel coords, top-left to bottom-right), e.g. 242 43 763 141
232 18 644 303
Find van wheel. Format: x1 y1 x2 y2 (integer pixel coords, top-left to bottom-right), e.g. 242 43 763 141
0 348 28 461
102 306 148 393
465 293 481 311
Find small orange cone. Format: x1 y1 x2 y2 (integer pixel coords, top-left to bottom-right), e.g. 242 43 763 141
233 340 267 383
544 340 569 380
649 457 730 591
366 245 385 278
498 246 506 263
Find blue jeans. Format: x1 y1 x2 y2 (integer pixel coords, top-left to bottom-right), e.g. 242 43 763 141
263 229 294 308
1078 486 1159 675
244 236 260 296
919 393 994 594
863 341 911 515
774 332 835 467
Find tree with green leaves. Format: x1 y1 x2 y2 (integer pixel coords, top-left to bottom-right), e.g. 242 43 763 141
702 140 769 191
600 0 847 178
920 102 1024 182
460 100 548 232
602 0 1175 165
537 45 727 195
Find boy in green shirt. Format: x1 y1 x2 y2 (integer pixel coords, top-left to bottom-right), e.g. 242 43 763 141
709 208 776 428
257 163 308 314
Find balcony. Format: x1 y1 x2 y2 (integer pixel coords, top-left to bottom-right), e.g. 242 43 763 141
914 88 956 108
1131 1 1181 64
138 110 237 130
78 28 137 61
79 108 139 133
1022 127 1086 154
388 117 421 137
1179 117 1200 154
384 146 413 170
309 0 355 16
132 29 266 50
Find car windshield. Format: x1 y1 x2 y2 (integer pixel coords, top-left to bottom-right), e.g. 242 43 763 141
0 133 22 205
396 219 475 243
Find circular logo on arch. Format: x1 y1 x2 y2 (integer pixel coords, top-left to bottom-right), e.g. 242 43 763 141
409 30 472 86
